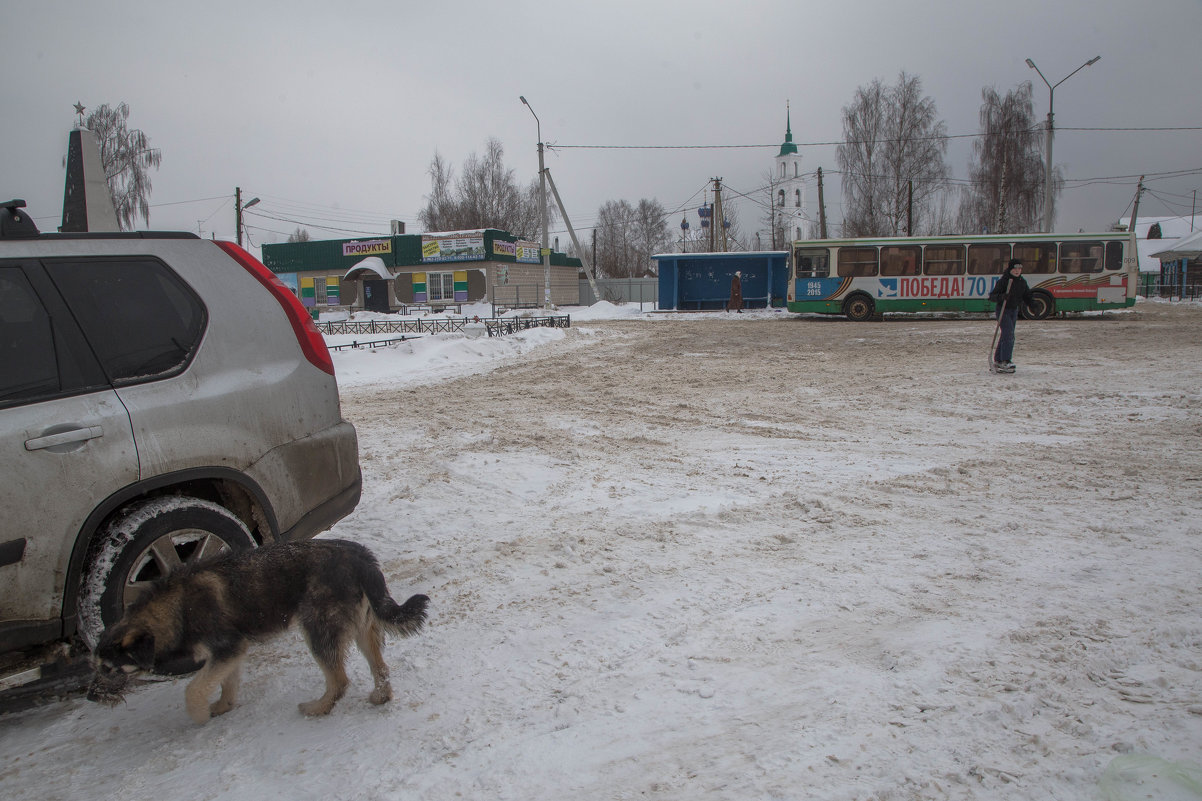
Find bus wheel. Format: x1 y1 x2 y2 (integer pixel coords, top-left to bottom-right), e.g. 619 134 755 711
844 294 875 322
1024 292 1054 320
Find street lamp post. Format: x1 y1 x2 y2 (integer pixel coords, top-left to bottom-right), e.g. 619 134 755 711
235 186 260 248
520 96 551 310
1026 56 1101 232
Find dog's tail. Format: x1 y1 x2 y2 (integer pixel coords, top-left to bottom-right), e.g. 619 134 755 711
375 593 429 638
364 570 428 637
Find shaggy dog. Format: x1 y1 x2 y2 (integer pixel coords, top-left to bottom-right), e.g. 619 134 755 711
88 539 428 723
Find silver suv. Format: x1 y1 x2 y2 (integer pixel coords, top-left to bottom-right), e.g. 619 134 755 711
0 200 361 684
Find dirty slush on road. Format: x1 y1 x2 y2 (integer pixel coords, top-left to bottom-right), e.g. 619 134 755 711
5 303 1198 801
330 301 1202 798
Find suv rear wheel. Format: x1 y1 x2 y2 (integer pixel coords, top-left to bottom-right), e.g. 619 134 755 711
77 498 255 652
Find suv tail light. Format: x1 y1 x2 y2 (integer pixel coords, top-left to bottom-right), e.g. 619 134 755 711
215 241 336 376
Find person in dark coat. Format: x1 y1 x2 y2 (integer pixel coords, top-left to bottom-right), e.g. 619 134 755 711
728 270 743 313
992 259 1031 372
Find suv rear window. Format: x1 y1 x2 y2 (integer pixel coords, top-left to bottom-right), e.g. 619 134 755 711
46 258 206 384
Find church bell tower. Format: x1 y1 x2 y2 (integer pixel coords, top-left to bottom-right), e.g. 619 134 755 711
774 102 807 246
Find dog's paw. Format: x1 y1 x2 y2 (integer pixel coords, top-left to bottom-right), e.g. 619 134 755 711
298 699 334 717
186 704 212 725
210 699 235 717
368 685 393 706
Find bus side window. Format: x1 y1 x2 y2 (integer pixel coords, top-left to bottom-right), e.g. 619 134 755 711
838 247 878 277
1014 243 1055 273
968 244 1010 275
923 245 965 275
880 246 920 276
794 249 830 278
1061 242 1104 273
1105 241 1124 271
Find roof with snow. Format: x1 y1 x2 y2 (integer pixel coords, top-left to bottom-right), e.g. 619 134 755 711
1149 228 1202 260
1117 214 1200 272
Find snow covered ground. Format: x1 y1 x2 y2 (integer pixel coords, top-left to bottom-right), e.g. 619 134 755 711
3 299 1202 801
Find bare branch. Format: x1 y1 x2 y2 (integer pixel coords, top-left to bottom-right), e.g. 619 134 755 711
83 102 161 230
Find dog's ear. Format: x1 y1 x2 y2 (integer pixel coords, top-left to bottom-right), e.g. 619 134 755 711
122 631 157 671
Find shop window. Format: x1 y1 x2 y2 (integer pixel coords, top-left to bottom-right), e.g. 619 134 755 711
427 272 455 301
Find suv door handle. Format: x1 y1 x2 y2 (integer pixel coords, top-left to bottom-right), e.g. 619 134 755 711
25 426 105 451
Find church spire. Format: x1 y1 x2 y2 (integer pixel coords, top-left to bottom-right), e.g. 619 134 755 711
778 100 798 157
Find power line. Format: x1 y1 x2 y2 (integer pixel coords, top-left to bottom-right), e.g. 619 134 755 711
253 191 412 217
244 210 389 237
552 126 1202 152
1060 126 1202 133
149 194 231 208
251 193 414 226
244 222 301 239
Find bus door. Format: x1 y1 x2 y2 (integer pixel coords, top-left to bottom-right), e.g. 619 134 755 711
792 248 836 301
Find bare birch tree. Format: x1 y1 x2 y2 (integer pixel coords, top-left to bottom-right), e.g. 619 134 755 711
84 102 161 230
594 198 672 277
837 80 887 237
957 82 1054 234
837 73 949 237
417 138 546 238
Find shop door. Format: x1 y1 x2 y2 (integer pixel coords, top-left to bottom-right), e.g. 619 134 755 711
363 279 390 312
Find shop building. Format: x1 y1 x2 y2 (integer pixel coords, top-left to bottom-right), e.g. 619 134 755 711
262 229 582 312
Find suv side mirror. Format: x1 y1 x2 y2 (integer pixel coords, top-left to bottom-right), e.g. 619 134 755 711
1 200 41 238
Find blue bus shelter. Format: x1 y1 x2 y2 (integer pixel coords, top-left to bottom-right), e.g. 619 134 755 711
653 252 790 311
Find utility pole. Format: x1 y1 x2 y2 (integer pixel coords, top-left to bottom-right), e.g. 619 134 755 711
235 187 259 248
1129 176 1145 235
712 177 727 252
520 96 551 310
538 138 549 308
817 167 828 239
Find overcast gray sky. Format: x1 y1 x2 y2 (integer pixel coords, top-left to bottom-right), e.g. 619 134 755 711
4 0 1200 246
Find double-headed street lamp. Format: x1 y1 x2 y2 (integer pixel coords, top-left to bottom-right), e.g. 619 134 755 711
520 95 551 310
1026 56 1101 232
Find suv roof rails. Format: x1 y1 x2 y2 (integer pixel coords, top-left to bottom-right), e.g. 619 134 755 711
1 199 200 240
42 231 202 240
1 200 41 239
